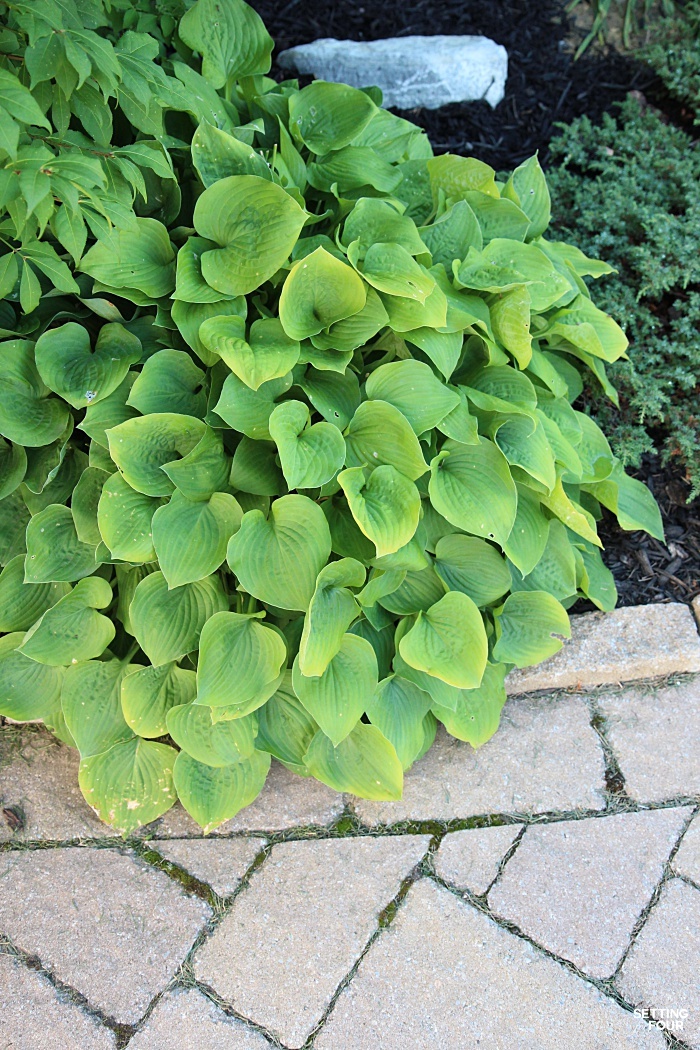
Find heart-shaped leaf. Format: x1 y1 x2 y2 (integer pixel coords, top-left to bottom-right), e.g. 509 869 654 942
429 438 517 547
431 662 507 748
97 473 162 563
227 494 331 611
288 81 377 154
434 535 511 607
292 632 378 746
107 413 206 496
34 322 141 410
167 702 257 766
0 555 70 631
79 738 177 833
303 722 403 800
195 610 287 712
179 0 273 88
127 349 207 418
130 570 228 666
298 558 365 677
20 577 115 666
193 175 306 296
0 339 70 447
80 217 175 301
492 590 571 668
25 504 100 583
173 748 271 833
62 659 134 758
121 662 197 739
399 590 487 689
365 674 432 769
269 399 346 490
345 400 427 481
152 491 243 589
200 315 300 391
365 360 460 435
0 632 64 721
338 465 420 558
255 671 319 775
279 247 367 340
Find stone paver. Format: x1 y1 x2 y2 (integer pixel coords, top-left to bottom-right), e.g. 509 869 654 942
315 878 666 1050
154 759 344 835
0 726 116 842
673 815 700 883
506 604 700 694
151 838 265 897
0 951 115 1050
598 677 700 801
693 593 700 628
354 695 606 824
0 847 210 1024
434 823 523 895
194 834 430 1048
129 988 270 1050
488 807 691 978
618 878 700 1049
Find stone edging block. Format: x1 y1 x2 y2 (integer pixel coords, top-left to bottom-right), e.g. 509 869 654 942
506 602 700 695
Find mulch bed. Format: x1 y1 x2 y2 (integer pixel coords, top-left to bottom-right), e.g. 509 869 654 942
251 0 700 606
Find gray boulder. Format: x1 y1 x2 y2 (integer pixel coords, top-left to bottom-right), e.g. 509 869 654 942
277 35 508 110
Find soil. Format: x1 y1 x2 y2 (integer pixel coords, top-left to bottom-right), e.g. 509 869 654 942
250 0 700 607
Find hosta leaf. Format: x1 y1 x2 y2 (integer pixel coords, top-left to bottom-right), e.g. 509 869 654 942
19 577 115 666
25 504 100 583
338 465 421 558
419 200 482 268
0 340 71 448
289 81 377 154
0 556 70 631
193 175 306 297
191 121 271 187
431 662 507 748
80 218 175 300
503 154 551 241
489 287 532 368
585 462 664 541
121 662 197 739
256 671 319 775
171 298 247 366
179 0 273 88
107 413 206 496
167 702 257 766
34 322 141 410
279 247 367 340
378 565 446 615
345 400 428 481
303 722 403 800
503 483 550 576
292 632 377 746
492 590 571 668
427 154 499 202
493 414 556 492
214 371 292 441
365 360 460 435
62 659 134 758
0 633 64 722
399 590 487 689
434 535 510 607
97 473 161 563
173 749 271 833
79 373 139 448
353 242 435 302
130 571 228 666
195 611 287 712
161 427 231 503
230 436 285 495
365 675 432 769
0 438 26 500
79 738 177 833
343 197 428 257
298 558 365 677
428 438 517 547
269 400 346 490
127 350 208 418
392 650 462 712
200 315 300 391
227 494 332 611
298 368 361 430
511 519 577 601
153 491 243 589
309 287 388 354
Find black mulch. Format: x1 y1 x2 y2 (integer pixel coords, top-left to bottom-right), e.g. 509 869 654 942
250 0 699 606
251 0 660 169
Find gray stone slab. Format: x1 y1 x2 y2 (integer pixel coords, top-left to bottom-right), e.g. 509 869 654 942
673 815 700 883
0 725 116 841
0 951 115 1050
0 847 211 1024
153 759 344 835
129 988 270 1050
315 878 666 1050
194 834 430 1048
151 838 265 897
507 604 700 695
618 878 700 1048
434 824 522 895
598 677 700 801
278 35 508 109
488 808 691 978
354 694 606 824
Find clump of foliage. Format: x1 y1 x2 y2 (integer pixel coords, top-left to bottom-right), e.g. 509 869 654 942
0 0 662 835
548 97 700 497
642 0 700 117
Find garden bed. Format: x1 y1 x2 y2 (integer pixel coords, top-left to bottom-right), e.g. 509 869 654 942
252 0 700 608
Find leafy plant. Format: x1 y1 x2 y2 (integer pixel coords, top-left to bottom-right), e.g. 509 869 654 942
0 0 662 834
548 96 700 497
567 0 677 56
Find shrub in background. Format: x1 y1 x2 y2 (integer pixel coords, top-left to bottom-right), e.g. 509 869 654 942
0 0 662 833
548 97 700 497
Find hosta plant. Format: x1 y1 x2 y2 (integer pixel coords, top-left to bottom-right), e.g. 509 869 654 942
0 0 663 834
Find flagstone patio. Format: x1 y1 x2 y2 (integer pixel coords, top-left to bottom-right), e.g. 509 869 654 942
1 602 700 1049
